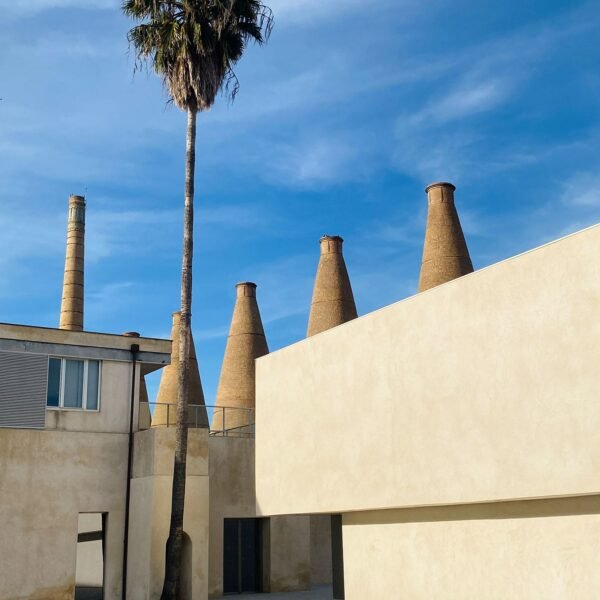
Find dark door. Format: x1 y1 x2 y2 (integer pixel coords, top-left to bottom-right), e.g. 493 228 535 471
223 518 262 594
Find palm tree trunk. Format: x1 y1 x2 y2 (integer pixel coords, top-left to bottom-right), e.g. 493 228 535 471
161 107 197 600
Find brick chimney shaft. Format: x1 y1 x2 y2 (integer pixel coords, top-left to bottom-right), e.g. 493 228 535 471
59 195 86 331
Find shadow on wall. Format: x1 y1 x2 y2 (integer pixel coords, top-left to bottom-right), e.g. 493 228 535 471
346 495 600 526
181 532 193 600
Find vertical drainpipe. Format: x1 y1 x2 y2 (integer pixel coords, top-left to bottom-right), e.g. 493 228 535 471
122 334 140 600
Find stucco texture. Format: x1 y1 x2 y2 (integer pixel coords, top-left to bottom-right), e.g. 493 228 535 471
0 429 128 600
343 496 600 599
256 224 600 516
208 437 257 597
128 428 209 600
208 437 310 597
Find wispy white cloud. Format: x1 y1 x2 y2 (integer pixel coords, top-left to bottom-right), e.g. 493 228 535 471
87 209 179 262
265 136 361 187
88 281 135 316
0 205 63 280
88 202 275 261
268 0 383 24
197 323 231 342
252 128 386 189
3 31 105 58
201 204 275 228
394 73 520 182
560 172 600 207
2 0 117 16
248 254 314 325
392 4 600 184
410 77 513 126
0 199 272 303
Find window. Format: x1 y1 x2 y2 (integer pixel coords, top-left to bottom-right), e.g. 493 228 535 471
47 358 101 411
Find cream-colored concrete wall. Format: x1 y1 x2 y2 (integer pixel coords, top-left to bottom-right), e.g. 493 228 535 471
0 428 128 600
343 496 600 599
208 436 256 598
256 225 600 516
128 428 209 600
45 360 135 434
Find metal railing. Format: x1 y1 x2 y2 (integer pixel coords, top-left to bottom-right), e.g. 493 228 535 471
139 402 255 438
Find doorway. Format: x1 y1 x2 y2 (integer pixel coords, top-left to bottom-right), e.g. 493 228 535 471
223 518 262 594
75 513 106 600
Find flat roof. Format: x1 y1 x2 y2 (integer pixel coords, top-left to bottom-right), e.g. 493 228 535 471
0 322 171 371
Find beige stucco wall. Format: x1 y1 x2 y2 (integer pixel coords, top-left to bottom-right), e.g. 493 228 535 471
343 496 600 599
207 437 310 597
208 436 256 598
128 428 210 600
0 428 128 600
255 224 600 516
266 516 311 593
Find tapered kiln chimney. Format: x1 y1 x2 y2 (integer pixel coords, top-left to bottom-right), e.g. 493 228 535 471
212 282 269 434
152 311 208 428
307 235 358 337
418 182 474 292
307 235 358 596
59 194 86 331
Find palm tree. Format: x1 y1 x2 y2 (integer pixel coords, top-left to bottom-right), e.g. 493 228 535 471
122 2 273 598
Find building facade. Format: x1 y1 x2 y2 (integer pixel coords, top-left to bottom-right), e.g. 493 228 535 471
255 221 600 599
0 324 172 600
3 184 599 599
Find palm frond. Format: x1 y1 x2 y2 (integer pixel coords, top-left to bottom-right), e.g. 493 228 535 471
123 0 273 111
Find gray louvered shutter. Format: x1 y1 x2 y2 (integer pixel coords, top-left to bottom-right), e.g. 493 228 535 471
0 351 48 429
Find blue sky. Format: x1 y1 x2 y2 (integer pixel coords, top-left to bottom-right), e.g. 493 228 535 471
1 0 600 403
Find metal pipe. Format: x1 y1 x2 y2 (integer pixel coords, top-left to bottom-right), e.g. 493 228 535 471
122 342 139 600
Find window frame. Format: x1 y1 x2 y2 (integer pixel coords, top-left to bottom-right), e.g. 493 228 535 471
46 357 102 412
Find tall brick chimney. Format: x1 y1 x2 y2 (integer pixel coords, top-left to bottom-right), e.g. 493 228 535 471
212 282 269 434
59 195 86 331
307 235 358 337
418 182 474 292
152 311 208 428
